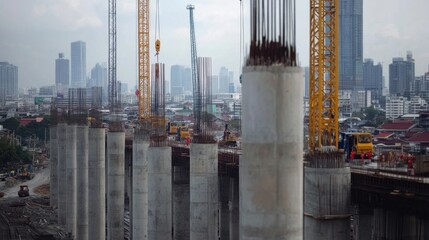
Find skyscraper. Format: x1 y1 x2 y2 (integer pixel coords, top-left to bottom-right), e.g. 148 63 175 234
0 62 18 100
219 67 232 93
171 65 185 96
55 53 70 95
363 59 383 101
211 75 219 94
71 41 86 88
339 0 363 90
389 52 415 96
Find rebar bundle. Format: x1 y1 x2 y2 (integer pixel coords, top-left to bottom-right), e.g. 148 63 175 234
67 88 87 125
150 63 167 147
305 151 345 169
247 0 297 66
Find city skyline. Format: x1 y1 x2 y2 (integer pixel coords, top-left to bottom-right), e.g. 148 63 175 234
1 1 429 90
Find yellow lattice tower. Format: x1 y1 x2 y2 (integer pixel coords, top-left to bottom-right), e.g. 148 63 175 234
138 0 151 123
309 0 339 151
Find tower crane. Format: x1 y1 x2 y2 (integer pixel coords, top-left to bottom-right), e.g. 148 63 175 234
308 0 339 151
137 0 151 124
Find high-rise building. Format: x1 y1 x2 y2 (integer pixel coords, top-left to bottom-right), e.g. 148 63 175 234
0 62 18 100
55 53 70 95
339 0 363 91
363 59 383 101
389 52 415 96
211 75 219 94
71 41 86 88
219 67 233 93
90 63 108 104
171 65 185 96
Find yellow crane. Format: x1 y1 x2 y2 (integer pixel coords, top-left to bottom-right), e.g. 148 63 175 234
137 0 151 123
308 0 339 151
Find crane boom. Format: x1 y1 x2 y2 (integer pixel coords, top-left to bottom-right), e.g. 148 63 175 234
138 0 151 122
308 0 339 150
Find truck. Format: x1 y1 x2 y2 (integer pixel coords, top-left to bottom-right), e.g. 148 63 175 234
18 185 30 197
338 132 374 159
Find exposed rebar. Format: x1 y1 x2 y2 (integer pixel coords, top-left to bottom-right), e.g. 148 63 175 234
247 0 297 66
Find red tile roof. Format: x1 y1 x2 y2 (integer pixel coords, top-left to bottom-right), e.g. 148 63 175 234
373 132 394 139
377 121 417 131
408 131 429 143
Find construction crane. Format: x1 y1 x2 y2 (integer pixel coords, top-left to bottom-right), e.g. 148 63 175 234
137 0 151 124
187 5 202 135
308 0 339 151
108 0 118 111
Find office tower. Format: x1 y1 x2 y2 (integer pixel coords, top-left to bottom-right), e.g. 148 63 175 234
171 65 185 96
389 52 415 96
363 59 383 101
228 82 235 93
219 67 233 93
211 75 219 94
90 63 108 104
339 0 363 90
71 41 87 88
184 67 192 92
0 62 18 100
55 53 70 95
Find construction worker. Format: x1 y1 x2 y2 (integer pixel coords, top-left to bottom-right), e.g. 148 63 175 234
350 150 355 160
361 153 365 165
185 136 190 146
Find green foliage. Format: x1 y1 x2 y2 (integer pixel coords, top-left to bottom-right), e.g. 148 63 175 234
0 137 31 167
16 118 50 141
2 118 20 131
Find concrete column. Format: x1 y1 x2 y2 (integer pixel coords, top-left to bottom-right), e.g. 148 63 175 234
57 123 67 226
219 175 230 240
148 146 172 240
88 128 106 240
173 165 190 240
132 137 149 240
76 125 88 240
229 177 239 240
190 143 218 240
355 208 373 240
107 131 125 240
66 124 77 237
49 126 58 208
304 168 351 240
241 66 303 239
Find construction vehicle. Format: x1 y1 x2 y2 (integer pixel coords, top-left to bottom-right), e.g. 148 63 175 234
18 185 29 197
339 132 374 159
219 124 238 147
176 126 191 142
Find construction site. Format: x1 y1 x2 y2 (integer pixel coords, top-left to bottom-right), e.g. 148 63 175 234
1 0 429 239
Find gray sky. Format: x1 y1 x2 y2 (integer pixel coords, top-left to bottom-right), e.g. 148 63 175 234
1 0 428 90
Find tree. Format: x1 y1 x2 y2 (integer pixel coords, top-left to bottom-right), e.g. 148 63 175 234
2 118 20 131
0 137 31 167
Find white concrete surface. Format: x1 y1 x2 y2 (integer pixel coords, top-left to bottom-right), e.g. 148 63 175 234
57 123 67 226
190 143 218 240
148 146 172 240
76 125 88 240
107 131 125 240
132 137 149 240
88 128 106 240
240 66 304 239
229 177 239 240
49 126 58 208
66 124 77 237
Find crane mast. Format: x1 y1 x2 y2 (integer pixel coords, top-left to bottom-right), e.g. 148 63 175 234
187 5 201 134
137 0 151 123
308 0 339 151
108 0 118 111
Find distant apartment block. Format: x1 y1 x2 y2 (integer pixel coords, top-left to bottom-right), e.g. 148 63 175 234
219 67 233 93
389 51 415 96
363 58 383 101
0 62 18 100
384 95 426 119
55 53 70 96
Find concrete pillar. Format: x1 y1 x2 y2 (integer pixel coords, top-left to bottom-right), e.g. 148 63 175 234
76 125 88 240
88 128 106 240
173 165 190 240
49 126 58 208
355 208 373 240
107 131 125 240
229 177 239 240
190 143 218 240
219 175 230 240
132 137 149 240
148 146 172 240
240 66 303 239
66 124 77 237
57 123 67 226
304 168 351 240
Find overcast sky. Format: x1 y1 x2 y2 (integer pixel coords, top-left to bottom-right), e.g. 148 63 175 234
1 0 429 90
